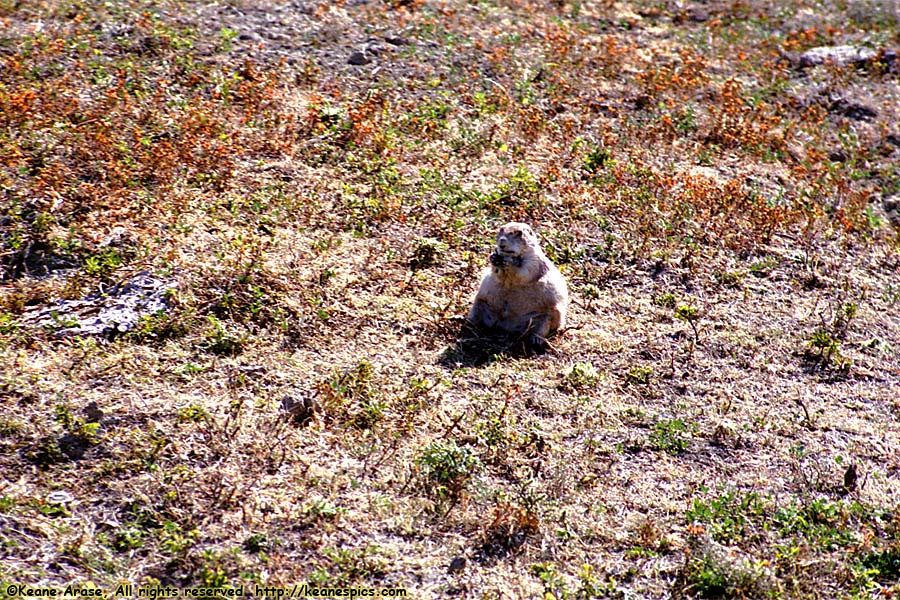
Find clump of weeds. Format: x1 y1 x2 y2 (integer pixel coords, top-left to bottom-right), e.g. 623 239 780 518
415 439 481 514
317 360 387 430
803 301 858 373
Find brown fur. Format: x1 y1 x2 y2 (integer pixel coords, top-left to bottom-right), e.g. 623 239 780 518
468 222 568 345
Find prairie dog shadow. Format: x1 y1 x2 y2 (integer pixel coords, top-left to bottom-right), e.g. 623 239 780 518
438 317 550 368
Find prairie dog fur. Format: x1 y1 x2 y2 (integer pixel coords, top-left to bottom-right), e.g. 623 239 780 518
468 222 568 346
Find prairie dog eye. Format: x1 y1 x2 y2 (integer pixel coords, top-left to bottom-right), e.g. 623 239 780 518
512 230 522 238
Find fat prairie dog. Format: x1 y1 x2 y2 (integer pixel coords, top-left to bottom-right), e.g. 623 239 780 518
468 222 568 346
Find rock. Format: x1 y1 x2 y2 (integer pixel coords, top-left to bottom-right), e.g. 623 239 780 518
448 556 466 574
843 464 858 492
83 401 104 423
884 195 900 227
828 148 847 162
828 98 877 121
673 8 710 23
799 45 877 68
22 271 176 338
47 491 74 505
364 40 387 57
384 35 410 46
281 394 319 425
347 51 370 65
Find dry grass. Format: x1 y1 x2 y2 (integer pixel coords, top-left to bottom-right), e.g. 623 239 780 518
1 0 899 597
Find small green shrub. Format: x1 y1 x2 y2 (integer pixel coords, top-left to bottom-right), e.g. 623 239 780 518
582 146 612 176
319 360 386 430
55 402 101 445
859 547 900 582
304 498 347 522
417 440 481 501
0 313 19 334
112 526 144 552
408 237 448 270
308 546 387 588
562 362 600 390
176 404 210 424
648 418 692 455
686 490 766 543
809 328 839 358
625 365 653 385
714 270 743 288
200 316 244 356
129 309 191 345
653 292 677 308
806 327 849 372
243 533 275 555
675 304 700 341
83 247 123 278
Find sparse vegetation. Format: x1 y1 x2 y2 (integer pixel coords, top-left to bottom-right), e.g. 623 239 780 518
654 292 677 308
625 365 654 385
416 439 482 508
562 361 600 391
0 0 898 597
649 418 693 455
681 489 899 597
675 304 701 343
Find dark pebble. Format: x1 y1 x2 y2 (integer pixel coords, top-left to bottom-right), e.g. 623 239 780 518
348 51 370 66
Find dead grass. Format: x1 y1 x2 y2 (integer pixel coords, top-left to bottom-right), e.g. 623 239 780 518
1 0 899 597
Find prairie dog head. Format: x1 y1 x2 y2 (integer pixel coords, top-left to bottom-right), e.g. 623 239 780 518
495 222 540 258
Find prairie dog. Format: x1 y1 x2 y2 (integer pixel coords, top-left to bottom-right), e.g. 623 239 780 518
468 222 568 346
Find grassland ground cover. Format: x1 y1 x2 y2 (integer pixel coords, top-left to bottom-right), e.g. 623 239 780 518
1 0 899 597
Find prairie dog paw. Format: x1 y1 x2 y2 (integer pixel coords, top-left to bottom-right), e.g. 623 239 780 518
490 252 523 268
529 333 547 349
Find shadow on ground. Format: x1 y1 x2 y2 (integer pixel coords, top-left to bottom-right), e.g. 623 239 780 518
437 318 550 368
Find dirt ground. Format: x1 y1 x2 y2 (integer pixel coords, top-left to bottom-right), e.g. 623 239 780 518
1 1 899 598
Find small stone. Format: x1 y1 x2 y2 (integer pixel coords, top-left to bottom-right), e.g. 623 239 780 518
843 464 858 491
883 195 900 226
828 149 847 162
348 51 370 66
385 35 410 46
448 556 466 574
799 45 877 68
281 394 318 425
83 401 104 423
688 9 710 22
829 99 877 121
47 490 74 505
100 226 134 248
